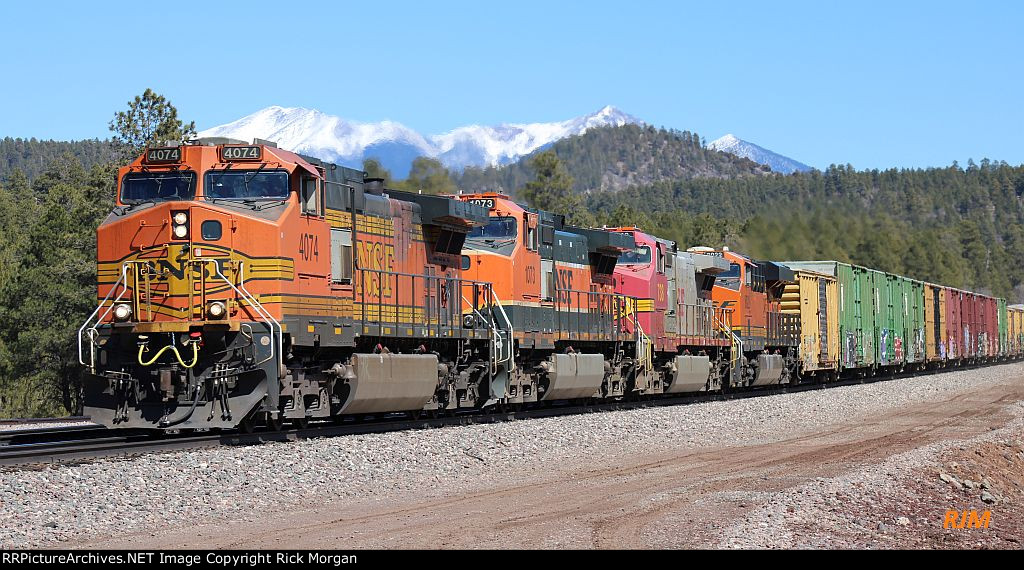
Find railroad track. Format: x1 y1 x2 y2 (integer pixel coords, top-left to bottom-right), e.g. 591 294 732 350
0 416 90 426
0 361 1001 468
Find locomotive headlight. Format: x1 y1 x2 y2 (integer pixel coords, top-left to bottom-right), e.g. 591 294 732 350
463 314 475 328
207 301 226 319
113 303 132 322
173 224 188 239
173 212 188 225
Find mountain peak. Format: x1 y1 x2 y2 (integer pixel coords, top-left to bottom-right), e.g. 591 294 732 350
708 134 812 174
585 105 640 125
198 106 644 177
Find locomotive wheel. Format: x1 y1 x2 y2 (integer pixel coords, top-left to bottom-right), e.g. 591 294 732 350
239 412 256 434
265 413 283 431
291 417 310 430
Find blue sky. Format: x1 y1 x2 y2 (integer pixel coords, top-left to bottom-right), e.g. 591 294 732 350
2 0 1021 170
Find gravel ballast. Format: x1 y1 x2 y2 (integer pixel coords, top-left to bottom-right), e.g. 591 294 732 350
2 362 1023 548
0 421 96 433
717 409 1024 549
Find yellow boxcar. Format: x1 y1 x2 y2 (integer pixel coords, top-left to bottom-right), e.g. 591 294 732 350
781 270 840 379
924 283 947 361
1009 305 1024 357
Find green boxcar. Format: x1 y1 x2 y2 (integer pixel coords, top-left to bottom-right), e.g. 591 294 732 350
879 274 925 365
909 279 926 363
783 261 926 372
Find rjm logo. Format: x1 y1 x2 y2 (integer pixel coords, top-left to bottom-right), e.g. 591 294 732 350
944 510 991 529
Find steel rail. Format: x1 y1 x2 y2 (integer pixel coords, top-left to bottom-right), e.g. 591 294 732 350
0 416 91 426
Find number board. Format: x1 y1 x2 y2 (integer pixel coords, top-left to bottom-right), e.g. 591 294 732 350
144 147 182 164
467 198 495 209
221 145 262 161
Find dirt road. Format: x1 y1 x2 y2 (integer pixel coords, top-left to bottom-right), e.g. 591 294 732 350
76 375 1024 549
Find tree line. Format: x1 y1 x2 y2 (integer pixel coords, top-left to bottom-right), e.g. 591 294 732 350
0 89 194 417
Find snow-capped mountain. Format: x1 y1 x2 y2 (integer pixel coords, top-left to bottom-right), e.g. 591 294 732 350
198 105 641 177
708 134 812 174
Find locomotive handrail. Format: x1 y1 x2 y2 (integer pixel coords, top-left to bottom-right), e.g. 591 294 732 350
553 287 631 340
353 267 496 339
675 301 722 339
349 265 512 375
209 260 283 374
618 296 654 375
78 264 130 370
714 309 743 380
486 286 515 373
460 286 514 375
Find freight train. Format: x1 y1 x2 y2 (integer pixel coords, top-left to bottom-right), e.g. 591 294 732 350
79 139 1024 431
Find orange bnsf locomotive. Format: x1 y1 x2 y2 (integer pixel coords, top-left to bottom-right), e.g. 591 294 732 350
456 193 639 402
700 248 801 386
81 139 503 430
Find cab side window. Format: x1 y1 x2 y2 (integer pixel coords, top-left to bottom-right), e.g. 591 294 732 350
301 177 320 216
331 229 353 283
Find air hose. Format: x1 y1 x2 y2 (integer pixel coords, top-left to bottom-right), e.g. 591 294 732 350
137 342 199 368
159 372 204 428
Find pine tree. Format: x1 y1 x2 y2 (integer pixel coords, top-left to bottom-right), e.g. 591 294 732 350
109 88 196 163
519 151 594 225
396 157 456 195
0 156 113 415
362 158 393 186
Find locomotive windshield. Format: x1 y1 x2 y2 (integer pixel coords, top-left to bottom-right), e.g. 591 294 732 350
717 263 742 291
618 245 652 265
204 170 289 200
468 216 517 240
121 171 196 203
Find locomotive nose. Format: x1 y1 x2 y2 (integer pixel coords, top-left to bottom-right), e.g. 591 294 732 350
102 202 244 326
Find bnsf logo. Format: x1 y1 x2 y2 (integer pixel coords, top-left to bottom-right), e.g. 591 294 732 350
357 241 396 296
555 268 574 304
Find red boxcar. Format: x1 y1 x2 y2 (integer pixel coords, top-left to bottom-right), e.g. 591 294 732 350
962 291 981 359
945 287 962 360
981 294 999 357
